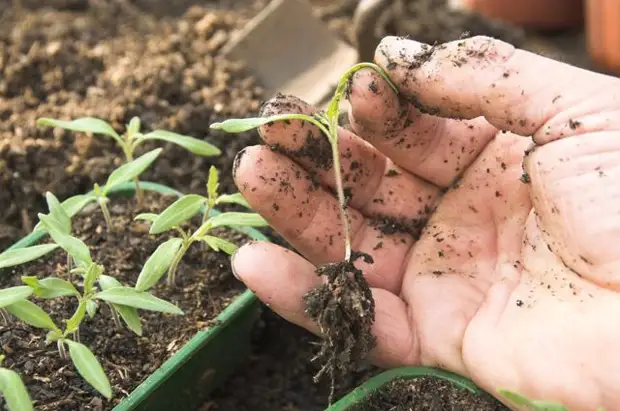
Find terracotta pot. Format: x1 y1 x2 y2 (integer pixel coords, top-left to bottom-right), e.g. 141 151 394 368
460 0 584 30
585 0 620 74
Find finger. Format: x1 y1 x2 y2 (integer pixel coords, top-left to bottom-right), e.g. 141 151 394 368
524 131 620 291
258 94 440 222
232 241 419 368
233 145 414 293
347 68 498 187
374 35 620 145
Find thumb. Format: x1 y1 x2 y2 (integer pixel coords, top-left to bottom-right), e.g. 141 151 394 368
524 133 620 290
374 36 620 145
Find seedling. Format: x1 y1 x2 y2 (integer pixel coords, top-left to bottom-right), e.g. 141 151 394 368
209 62 399 403
0 355 34 411
134 166 268 287
36 116 221 203
0 212 184 399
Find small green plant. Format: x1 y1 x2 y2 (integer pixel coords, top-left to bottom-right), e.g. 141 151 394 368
0 354 34 411
134 166 268 287
0 211 183 400
36 116 221 203
210 63 397 263
498 390 606 411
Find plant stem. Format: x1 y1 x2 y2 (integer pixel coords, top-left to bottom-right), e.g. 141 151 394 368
328 128 352 262
99 200 112 231
124 145 144 206
57 340 67 360
167 241 190 287
66 253 73 283
134 178 144 205
108 303 122 329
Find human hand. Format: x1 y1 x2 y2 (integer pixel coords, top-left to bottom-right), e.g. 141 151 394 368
230 35 620 410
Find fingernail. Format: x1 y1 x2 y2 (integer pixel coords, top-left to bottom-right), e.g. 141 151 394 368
230 247 241 280
232 147 248 177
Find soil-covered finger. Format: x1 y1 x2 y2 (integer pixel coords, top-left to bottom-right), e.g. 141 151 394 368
374 35 617 144
259 94 440 234
348 69 497 187
233 145 412 293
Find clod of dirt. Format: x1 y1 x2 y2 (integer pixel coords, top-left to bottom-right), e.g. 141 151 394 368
348 376 510 411
302 251 376 404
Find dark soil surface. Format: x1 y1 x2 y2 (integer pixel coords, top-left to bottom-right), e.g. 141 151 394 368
348 376 510 411
203 309 381 411
0 190 252 410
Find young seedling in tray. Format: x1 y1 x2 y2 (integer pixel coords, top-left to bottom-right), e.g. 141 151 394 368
0 206 183 400
134 166 268 288
0 354 33 411
210 62 399 403
36 116 221 204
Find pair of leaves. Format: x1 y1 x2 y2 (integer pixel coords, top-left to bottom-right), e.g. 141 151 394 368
33 194 97 234
98 275 142 336
22 276 79 299
99 148 162 197
0 365 34 411
37 117 221 157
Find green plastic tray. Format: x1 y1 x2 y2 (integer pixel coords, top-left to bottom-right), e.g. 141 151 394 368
2 181 268 411
326 366 487 410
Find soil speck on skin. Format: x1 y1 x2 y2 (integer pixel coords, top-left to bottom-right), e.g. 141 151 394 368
302 251 376 403
347 376 510 411
370 214 428 240
0 191 251 410
569 119 581 129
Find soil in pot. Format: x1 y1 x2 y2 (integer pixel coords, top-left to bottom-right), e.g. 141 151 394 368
0 190 253 411
348 376 510 411
0 1 268 251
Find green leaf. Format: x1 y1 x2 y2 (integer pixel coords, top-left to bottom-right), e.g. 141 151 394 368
37 117 121 143
149 194 205 235
65 339 112 399
34 194 97 233
0 286 33 308
134 213 158 222
45 192 71 234
498 390 570 411
207 166 219 201
5 300 58 331
86 300 98 318
96 276 142 335
39 217 92 265
215 193 251 209
140 130 221 156
135 238 183 292
0 244 59 269
112 304 142 336
0 368 34 411
22 276 79 299
94 287 183 315
102 148 163 195
65 300 87 334
210 113 324 134
208 212 269 229
127 117 141 137
83 264 101 294
202 235 239 255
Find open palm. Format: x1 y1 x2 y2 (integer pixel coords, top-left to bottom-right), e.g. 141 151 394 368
231 36 620 410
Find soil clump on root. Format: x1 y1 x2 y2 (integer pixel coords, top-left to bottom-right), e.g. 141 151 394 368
303 251 376 403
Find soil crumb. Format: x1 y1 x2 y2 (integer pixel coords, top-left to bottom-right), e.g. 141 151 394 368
303 250 376 404
348 376 510 411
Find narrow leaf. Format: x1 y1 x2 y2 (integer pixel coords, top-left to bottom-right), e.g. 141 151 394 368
39 218 91 265
113 305 142 336
45 192 71 234
141 130 221 156
83 264 101 294
23 276 79 299
202 235 238 255
208 212 269 229
5 300 58 331
98 275 121 291
102 148 162 195
94 287 183 315
0 368 34 411
134 213 158 222
86 300 98 318
135 238 183 292
498 390 570 411
36 117 121 142
0 244 59 269
207 166 219 201
65 300 87 334
65 340 112 399
215 193 251 209
0 286 33 308
127 117 141 137
210 113 323 133
149 194 205 234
